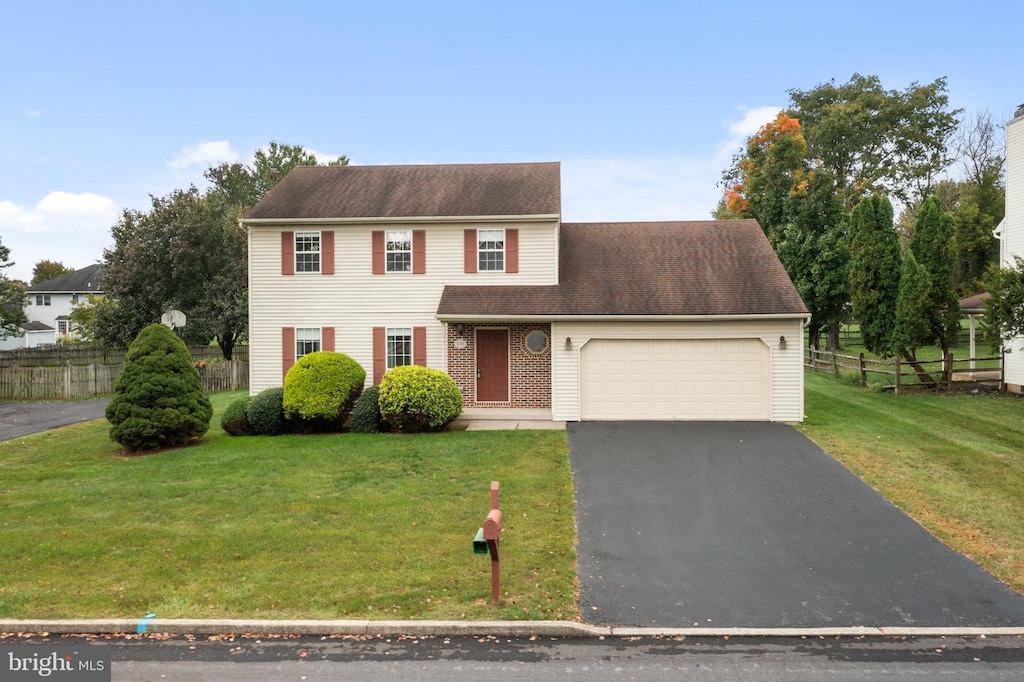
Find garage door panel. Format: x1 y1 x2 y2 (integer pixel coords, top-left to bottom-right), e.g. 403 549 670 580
581 338 770 421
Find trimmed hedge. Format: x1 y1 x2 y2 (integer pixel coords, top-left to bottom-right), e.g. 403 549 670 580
378 365 463 433
283 352 366 432
221 396 253 436
105 323 212 451
349 385 387 434
246 387 286 436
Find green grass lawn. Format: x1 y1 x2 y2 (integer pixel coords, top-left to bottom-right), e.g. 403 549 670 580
797 372 1024 594
0 392 578 621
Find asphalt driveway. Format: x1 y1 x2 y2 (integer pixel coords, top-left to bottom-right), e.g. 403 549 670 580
569 421 1024 628
0 399 110 442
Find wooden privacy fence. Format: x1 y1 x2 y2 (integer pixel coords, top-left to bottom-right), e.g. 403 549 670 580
806 349 1002 394
0 360 248 400
0 344 249 368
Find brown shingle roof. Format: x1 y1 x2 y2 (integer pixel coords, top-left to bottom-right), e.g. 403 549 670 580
244 162 561 220
438 221 808 317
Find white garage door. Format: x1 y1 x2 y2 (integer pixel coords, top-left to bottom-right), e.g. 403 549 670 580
580 338 771 421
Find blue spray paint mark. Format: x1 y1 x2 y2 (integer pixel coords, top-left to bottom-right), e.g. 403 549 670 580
137 612 157 634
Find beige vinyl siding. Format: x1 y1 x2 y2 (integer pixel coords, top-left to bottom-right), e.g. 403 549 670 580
1004 116 1024 388
248 220 559 394
551 319 804 422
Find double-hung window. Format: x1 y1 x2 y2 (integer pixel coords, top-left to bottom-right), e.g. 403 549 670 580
295 328 321 360
477 229 505 271
35 294 51 306
386 327 413 370
386 230 412 273
57 320 71 335
295 232 321 273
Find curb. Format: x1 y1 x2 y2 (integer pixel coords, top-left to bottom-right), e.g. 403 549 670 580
3 620 1024 638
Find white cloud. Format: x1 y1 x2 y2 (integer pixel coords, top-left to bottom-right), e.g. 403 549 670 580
728 105 783 139
0 192 120 282
561 106 783 223
167 140 239 170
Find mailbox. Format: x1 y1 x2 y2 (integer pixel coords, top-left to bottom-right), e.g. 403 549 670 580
473 527 488 555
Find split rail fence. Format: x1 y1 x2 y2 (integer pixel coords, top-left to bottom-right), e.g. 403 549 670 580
805 349 1002 394
0 345 248 400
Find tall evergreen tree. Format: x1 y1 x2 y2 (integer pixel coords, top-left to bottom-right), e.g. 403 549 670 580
892 249 933 360
908 196 961 352
848 194 901 357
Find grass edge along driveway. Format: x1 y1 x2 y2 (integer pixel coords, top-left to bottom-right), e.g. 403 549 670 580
797 372 1024 594
0 391 578 621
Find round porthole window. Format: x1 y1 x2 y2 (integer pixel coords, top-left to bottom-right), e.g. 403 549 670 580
525 330 549 354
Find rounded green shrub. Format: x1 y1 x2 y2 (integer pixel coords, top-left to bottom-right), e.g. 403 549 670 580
246 387 286 436
349 384 388 434
378 365 463 433
221 396 253 436
283 351 366 432
105 323 213 451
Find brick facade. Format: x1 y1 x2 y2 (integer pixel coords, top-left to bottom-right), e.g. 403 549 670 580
446 322 552 408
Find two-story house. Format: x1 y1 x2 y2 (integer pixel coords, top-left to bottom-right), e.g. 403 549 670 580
3 264 104 349
999 104 1024 392
243 162 809 422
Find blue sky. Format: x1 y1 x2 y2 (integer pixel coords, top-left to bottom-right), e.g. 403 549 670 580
1 0 1021 283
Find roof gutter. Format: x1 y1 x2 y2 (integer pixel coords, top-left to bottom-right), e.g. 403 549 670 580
242 214 560 228
436 313 811 323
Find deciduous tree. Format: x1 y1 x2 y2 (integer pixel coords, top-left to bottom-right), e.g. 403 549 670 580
0 238 27 339
31 260 73 285
981 257 1024 353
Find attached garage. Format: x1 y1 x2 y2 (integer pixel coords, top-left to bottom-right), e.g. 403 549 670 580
579 338 770 421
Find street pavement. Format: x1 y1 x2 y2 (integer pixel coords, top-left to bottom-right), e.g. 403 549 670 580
569 421 1024 628
0 398 109 441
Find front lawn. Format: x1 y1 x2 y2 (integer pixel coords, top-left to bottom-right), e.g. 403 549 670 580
797 372 1024 593
0 392 578 621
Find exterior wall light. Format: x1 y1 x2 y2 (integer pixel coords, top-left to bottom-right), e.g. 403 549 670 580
779 335 787 350
565 337 573 351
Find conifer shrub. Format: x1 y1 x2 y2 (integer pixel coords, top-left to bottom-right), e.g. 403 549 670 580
105 323 212 451
349 384 387 434
246 387 286 436
283 352 366 432
220 396 253 436
378 365 463 433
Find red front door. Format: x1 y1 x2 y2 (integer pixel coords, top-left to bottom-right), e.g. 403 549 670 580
477 329 509 402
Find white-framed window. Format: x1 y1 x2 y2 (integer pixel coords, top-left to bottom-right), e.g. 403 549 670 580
295 232 321 273
35 294 51 306
478 229 505 272
295 327 321 360
57 320 71 335
386 230 412 273
387 327 413 370
71 293 79 304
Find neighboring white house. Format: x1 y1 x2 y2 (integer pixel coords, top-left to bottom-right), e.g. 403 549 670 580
6 264 105 349
242 162 809 422
999 105 1024 393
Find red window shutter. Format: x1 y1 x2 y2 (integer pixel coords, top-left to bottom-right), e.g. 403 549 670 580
413 230 426 274
321 231 334 275
372 326 386 384
464 229 477 273
505 228 519 273
413 326 427 366
282 327 295 380
372 230 385 274
281 232 294 275
322 326 335 352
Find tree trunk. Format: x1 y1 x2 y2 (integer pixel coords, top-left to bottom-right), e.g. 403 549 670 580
217 332 235 361
825 321 841 352
807 320 821 351
905 353 938 388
